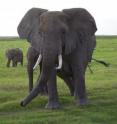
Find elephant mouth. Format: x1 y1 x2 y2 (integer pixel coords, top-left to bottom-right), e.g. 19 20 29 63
33 54 62 70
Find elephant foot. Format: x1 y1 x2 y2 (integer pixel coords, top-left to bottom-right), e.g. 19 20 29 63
45 101 61 109
76 98 88 106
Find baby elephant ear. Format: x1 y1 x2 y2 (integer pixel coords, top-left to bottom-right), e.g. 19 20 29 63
63 8 97 55
17 8 47 42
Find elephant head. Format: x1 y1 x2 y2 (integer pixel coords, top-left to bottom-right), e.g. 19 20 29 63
17 8 97 106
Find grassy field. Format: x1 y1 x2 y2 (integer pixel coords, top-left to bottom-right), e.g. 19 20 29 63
0 37 117 124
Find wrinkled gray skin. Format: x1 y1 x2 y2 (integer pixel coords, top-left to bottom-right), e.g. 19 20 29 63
27 46 74 95
5 48 23 67
17 8 97 109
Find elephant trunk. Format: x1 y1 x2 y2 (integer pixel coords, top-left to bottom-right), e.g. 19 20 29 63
20 51 59 106
21 63 54 106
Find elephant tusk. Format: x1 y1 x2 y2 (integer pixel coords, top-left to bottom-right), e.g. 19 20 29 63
33 54 42 70
56 54 62 70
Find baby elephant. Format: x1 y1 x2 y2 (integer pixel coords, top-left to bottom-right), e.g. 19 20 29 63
5 48 23 67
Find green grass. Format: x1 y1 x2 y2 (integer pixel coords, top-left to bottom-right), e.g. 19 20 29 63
0 37 117 124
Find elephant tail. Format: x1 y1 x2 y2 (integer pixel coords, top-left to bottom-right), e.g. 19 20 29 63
92 58 110 67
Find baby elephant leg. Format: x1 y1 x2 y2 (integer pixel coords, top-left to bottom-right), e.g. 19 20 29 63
6 59 11 67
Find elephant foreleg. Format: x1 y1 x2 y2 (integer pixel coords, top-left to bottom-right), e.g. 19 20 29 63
45 69 60 109
27 62 34 93
6 59 11 67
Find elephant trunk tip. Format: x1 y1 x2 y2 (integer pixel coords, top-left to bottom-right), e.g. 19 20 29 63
20 100 26 107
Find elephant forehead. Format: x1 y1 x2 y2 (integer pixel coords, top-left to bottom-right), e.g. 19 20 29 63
40 11 65 22
39 12 67 32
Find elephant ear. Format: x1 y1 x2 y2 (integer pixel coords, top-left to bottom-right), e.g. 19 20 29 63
17 8 47 52
17 8 47 41
62 8 97 55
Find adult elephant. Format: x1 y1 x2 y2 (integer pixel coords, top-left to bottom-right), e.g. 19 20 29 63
17 8 97 108
27 44 109 95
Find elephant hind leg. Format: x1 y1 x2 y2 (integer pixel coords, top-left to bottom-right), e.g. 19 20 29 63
62 77 74 96
72 65 88 106
12 60 17 67
16 62 18 67
57 71 74 96
27 62 34 92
